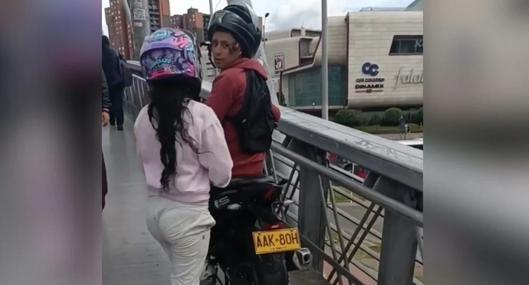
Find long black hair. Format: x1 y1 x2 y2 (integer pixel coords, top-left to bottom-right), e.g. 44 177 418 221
147 78 199 190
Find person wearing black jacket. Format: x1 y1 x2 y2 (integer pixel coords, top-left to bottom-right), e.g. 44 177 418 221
102 69 111 209
102 35 125 130
102 69 111 126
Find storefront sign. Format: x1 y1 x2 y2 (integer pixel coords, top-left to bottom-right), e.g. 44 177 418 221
362 62 379 76
354 77 385 93
355 62 384 93
394 67 423 89
274 54 285 72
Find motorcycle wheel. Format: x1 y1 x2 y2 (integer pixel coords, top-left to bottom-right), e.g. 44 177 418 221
254 253 289 285
226 262 259 285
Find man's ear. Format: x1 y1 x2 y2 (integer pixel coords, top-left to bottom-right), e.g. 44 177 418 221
234 43 242 55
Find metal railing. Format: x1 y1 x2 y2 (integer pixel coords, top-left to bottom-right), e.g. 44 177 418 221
123 63 423 285
268 110 423 285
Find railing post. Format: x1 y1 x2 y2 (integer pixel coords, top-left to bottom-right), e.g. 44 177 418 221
290 139 329 272
375 177 420 285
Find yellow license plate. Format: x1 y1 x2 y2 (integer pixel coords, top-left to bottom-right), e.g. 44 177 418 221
252 228 301 255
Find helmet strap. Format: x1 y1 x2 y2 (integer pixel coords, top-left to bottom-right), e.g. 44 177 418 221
207 45 217 69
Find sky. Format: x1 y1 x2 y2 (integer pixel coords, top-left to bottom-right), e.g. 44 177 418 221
102 0 414 35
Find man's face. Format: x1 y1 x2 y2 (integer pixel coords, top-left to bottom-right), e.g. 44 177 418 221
211 31 242 70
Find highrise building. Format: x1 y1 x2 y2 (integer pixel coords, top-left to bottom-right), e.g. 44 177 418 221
105 0 172 59
184 8 205 43
105 0 134 59
148 0 171 33
168 8 210 43
170 15 184 29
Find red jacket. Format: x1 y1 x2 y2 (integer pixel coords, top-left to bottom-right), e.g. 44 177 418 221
206 58 281 178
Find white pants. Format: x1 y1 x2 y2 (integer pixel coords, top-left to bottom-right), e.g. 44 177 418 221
146 195 215 285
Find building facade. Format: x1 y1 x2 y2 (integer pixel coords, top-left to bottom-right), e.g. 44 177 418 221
346 12 423 108
170 15 184 29
167 9 259 44
105 0 134 59
148 0 170 33
105 0 172 59
264 11 423 110
168 8 209 44
184 8 206 43
406 0 424 11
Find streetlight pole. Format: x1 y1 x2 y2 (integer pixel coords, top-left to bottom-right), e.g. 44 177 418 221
321 0 329 120
263 12 270 42
209 0 213 16
123 0 150 59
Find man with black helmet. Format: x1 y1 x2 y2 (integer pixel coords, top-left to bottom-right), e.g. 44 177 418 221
206 4 281 178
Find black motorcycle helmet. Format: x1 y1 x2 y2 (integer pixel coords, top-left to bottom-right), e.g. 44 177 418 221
207 4 262 58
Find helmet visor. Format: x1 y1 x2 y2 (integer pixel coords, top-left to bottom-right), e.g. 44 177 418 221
141 48 197 80
140 28 200 81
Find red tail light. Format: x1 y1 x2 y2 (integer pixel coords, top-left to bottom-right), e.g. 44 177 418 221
263 186 278 202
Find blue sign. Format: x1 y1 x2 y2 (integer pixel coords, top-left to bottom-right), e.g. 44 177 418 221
362 62 379 76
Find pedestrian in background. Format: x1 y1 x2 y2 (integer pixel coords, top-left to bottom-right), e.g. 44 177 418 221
102 35 125 130
399 115 407 139
102 69 111 209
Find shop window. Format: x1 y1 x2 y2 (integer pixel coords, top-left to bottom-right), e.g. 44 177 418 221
299 39 312 57
389 35 423 55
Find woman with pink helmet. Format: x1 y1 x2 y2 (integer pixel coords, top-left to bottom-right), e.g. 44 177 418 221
134 28 232 285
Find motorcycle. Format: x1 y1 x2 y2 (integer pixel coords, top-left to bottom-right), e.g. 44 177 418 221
202 176 312 285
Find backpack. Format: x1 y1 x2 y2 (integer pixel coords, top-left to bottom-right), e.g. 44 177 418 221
233 70 276 154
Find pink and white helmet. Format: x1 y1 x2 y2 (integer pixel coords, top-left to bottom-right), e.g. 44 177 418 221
140 28 202 90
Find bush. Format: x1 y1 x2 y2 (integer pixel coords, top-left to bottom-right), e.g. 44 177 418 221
403 110 413 123
358 113 370 126
367 114 381 126
407 107 423 124
416 107 423 124
335 109 362 127
408 110 417 124
381 107 403 126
